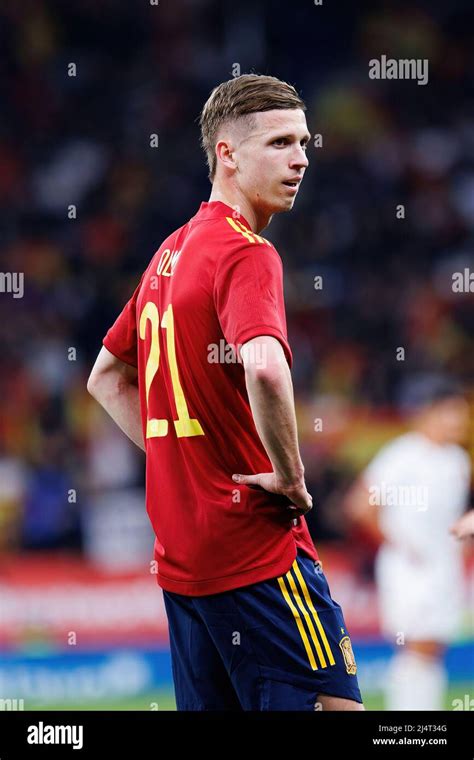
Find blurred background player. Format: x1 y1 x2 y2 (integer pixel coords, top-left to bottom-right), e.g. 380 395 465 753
345 375 471 710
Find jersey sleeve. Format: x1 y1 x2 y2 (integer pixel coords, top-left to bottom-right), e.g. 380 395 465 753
102 275 144 368
213 242 293 367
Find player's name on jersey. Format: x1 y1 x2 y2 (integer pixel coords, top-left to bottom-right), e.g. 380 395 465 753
150 249 182 284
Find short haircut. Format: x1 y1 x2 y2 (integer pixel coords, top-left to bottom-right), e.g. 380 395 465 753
199 74 306 182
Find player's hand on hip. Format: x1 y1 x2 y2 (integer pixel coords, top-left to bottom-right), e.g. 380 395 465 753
232 472 313 515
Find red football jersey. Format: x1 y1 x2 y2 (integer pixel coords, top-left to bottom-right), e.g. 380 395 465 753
103 200 318 595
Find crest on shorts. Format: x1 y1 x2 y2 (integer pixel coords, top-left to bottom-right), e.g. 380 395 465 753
339 635 357 675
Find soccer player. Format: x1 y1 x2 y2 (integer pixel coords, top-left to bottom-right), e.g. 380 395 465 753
88 74 363 711
345 375 471 710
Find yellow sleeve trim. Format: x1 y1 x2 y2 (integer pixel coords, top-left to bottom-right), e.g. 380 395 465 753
225 216 271 246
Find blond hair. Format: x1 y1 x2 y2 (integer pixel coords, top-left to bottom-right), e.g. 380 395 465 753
199 74 306 182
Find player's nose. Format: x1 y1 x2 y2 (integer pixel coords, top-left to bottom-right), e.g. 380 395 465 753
290 147 309 171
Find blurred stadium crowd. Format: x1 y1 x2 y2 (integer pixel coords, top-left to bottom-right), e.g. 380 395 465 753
0 0 473 558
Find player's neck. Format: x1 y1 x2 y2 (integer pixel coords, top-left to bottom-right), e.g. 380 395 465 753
207 188 270 234
415 424 449 447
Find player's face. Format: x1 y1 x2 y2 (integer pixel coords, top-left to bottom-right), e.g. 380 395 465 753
233 109 310 215
430 397 470 444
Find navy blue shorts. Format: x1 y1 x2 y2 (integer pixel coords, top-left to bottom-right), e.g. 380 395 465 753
162 550 363 710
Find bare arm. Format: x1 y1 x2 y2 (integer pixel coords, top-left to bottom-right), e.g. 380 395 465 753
87 346 145 452
232 336 312 514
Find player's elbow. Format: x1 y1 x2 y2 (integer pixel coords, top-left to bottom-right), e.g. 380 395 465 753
87 371 124 410
245 364 286 390
87 369 101 399
87 347 137 400
87 365 115 400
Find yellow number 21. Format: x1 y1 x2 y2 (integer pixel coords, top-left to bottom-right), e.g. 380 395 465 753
139 301 204 440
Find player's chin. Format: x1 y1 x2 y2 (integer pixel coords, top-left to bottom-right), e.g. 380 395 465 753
275 190 296 210
280 194 296 211
263 190 296 215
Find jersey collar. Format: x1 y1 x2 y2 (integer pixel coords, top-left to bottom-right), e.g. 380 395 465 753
193 201 253 230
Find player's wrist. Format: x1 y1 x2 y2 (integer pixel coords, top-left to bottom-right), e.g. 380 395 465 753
275 466 306 491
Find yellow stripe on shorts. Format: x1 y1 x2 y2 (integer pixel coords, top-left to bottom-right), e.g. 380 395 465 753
284 568 327 668
291 560 335 666
277 576 318 670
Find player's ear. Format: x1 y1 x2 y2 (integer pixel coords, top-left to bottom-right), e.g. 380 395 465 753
215 138 237 172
